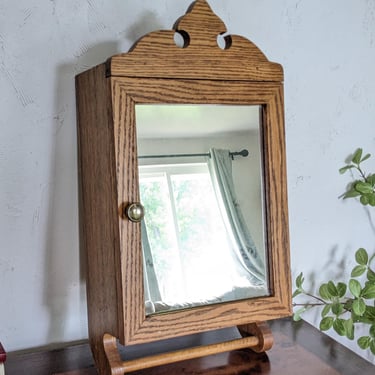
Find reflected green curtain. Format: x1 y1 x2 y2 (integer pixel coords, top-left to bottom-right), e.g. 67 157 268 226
142 220 161 314
208 148 265 284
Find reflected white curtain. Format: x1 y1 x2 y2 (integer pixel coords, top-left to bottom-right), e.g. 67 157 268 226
141 220 161 314
208 148 265 284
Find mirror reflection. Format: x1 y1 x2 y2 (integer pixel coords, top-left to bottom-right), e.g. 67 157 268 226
136 105 269 315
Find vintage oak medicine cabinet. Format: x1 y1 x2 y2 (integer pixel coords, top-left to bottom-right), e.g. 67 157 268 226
75 0 291 373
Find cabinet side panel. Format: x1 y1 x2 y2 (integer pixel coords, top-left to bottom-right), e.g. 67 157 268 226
75 64 123 366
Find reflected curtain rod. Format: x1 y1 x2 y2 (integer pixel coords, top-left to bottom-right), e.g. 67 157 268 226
138 149 249 160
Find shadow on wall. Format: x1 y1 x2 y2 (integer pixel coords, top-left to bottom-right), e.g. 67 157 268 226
364 205 375 236
122 10 163 46
43 41 119 346
296 245 348 292
41 8 178 346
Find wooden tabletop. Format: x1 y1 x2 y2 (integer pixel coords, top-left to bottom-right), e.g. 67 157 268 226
5 318 374 375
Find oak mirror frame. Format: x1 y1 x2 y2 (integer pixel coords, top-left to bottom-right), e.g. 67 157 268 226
76 0 291 373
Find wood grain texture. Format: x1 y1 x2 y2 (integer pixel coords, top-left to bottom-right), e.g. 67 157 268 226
110 77 291 346
75 63 124 373
75 0 291 373
103 333 261 374
107 0 283 81
238 322 273 353
6 319 375 375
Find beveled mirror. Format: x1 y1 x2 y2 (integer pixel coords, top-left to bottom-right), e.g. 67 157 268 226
76 1 291 374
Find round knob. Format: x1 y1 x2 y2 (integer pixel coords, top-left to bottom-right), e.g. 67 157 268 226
126 203 145 223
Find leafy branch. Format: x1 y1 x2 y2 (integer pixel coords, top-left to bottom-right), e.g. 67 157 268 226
339 148 375 206
293 148 375 355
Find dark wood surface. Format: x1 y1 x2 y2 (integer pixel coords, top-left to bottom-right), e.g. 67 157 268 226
5 319 374 375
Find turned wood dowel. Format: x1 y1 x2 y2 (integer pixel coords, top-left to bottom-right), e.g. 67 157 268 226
103 334 260 374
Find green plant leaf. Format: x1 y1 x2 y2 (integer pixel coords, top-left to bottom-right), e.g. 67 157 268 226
365 306 375 320
369 193 375 206
292 289 302 298
327 281 338 297
332 302 344 315
339 165 355 174
337 282 347 298
355 182 374 194
357 336 371 350
364 280 375 288
353 298 366 316
356 306 375 324
370 324 375 339
361 284 375 299
320 317 334 331
360 194 369 205
344 318 355 340
349 279 362 298
319 284 332 300
344 299 353 311
293 307 307 321
367 268 375 282
295 272 304 288
321 304 331 317
293 314 302 322
370 340 375 355
367 173 375 185
343 187 361 198
351 265 367 277
352 148 363 164
351 312 361 323
333 318 346 336
355 248 369 265
361 153 371 163
356 316 374 324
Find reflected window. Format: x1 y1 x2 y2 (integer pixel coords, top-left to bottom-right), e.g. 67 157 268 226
140 163 235 303
140 162 268 314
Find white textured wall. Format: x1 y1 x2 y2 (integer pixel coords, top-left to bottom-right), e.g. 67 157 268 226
1 0 375 363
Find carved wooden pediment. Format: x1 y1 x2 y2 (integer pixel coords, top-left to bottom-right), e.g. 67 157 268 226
108 0 283 81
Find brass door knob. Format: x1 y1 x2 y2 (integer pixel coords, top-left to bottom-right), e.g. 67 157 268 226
126 203 145 222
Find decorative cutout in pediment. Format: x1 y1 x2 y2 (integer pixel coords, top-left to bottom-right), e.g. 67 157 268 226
107 0 283 81
174 0 227 48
